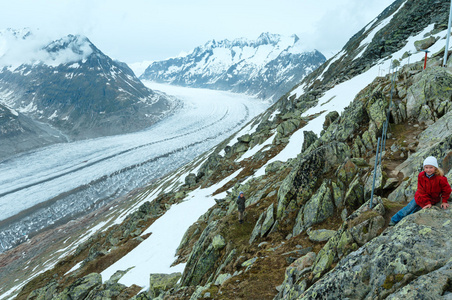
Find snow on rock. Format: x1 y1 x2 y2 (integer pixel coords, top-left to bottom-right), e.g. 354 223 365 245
101 168 243 289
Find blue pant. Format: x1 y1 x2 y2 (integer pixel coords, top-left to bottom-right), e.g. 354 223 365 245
391 198 421 224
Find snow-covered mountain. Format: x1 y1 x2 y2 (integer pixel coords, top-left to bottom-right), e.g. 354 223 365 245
0 29 177 159
140 33 326 101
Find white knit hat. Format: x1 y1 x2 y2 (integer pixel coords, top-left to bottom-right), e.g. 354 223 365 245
423 156 439 168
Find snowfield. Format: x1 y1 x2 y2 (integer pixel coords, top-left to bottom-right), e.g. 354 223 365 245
0 82 269 253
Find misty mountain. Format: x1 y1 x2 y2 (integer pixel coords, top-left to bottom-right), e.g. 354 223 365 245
0 29 177 159
140 33 326 101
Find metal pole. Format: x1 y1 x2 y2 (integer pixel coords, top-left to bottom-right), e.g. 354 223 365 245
370 137 381 209
424 51 428 69
443 0 452 67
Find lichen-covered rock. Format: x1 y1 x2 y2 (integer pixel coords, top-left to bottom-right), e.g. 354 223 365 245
260 203 275 237
367 91 388 131
301 208 452 299
189 283 212 300
214 273 232 286
349 213 385 246
237 133 252 143
364 165 383 198
241 257 258 269
185 173 197 187
211 235 226 250
180 221 224 286
307 229 336 242
386 259 452 299
302 130 318 153
292 180 334 236
26 280 58 300
323 111 339 130
276 118 300 137
131 291 151 300
406 67 452 122
277 142 350 219
149 273 182 298
214 249 237 280
417 109 452 149
249 212 265 245
344 174 364 208
265 160 285 174
56 273 102 300
275 252 316 299
300 180 334 234
86 282 127 299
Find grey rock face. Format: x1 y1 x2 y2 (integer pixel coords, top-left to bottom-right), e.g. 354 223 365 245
302 208 452 299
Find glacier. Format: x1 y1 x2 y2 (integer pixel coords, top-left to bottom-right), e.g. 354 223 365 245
0 82 269 253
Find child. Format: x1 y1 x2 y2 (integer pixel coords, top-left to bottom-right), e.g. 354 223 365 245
237 192 246 224
389 156 451 226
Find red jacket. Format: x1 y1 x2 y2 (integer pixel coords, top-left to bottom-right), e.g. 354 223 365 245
415 171 451 208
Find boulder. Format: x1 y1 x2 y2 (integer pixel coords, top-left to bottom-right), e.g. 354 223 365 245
185 173 197 187
301 130 318 153
414 35 437 51
212 235 226 250
417 110 452 150
214 273 232 286
308 229 336 242
276 119 300 137
323 111 339 130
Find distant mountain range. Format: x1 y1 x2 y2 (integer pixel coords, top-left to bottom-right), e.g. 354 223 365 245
140 33 326 101
0 29 176 159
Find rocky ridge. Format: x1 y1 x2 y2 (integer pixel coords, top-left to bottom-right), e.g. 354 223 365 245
3 0 452 299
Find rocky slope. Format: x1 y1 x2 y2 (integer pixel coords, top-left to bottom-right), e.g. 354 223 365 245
0 30 177 159
140 33 326 101
3 0 452 299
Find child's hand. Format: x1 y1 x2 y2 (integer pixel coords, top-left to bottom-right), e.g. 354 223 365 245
441 203 450 209
423 204 432 209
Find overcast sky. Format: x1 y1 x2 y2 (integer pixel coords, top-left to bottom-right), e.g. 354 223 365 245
0 0 395 64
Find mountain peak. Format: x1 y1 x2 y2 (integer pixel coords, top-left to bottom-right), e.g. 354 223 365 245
256 32 281 45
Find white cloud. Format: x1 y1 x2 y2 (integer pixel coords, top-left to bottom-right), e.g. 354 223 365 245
0 30 93 69
0 0 395 63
